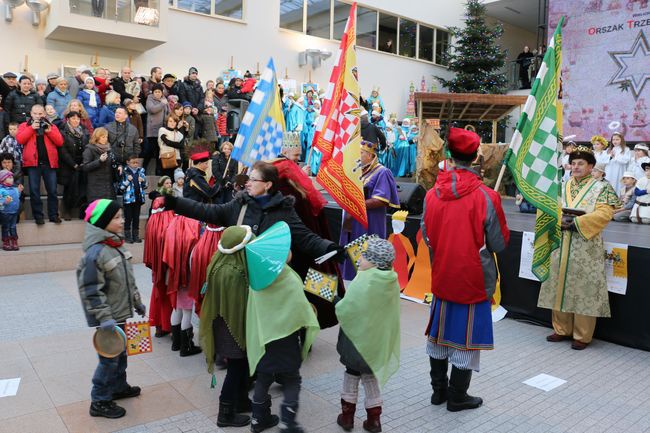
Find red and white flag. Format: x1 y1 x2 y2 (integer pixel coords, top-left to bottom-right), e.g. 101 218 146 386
313 2 367 228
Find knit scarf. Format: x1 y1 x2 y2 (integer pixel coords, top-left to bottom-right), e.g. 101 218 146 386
102 237 124 248
84 88 98 108
94 142 110 153
66 123 83 138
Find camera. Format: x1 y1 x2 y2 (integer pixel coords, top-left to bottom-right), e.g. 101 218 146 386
28 117 51 135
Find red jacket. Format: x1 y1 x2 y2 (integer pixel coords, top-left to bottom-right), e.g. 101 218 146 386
16 121 64 168
422 168 509 304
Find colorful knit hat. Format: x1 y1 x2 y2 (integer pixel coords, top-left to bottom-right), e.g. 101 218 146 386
0 169 13 185
84 199 121 230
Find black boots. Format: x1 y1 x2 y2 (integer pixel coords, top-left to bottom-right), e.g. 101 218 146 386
279 402 304 433
217 400 251 427
171 324 181 351
89 400 126 418
112 384 141 400
133 229 142 243
180 328 202 357
429 357 449 405
124 229 133 244
251 396 280 432
447 366 483 412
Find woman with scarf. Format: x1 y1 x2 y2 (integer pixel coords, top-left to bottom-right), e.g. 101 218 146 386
63 99 95 135
77 76 102 127
158 114 185 178
82 127 118 202
96 91 121 128
58 111 90 219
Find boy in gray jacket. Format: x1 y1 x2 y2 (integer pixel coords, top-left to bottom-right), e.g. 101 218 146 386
77 198 147 419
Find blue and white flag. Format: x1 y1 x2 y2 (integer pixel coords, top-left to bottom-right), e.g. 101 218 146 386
232 58 285 167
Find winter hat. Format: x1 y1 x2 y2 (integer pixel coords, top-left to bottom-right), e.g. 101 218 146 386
123 98 134 107
447 127 480 161
46 72 59 80
84 76 95 84
361 237 395 271
84 199 121 230
0 169 13 185
174 168 185 182
182 101 192 108
35 78 47 86
189 67 198 75
592 163 606 174
621 172 636 181
152 83 164 93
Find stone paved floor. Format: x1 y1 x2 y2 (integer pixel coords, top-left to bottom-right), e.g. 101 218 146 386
1 265 650 433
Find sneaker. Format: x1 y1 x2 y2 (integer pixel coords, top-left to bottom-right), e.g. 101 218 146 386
89 400 126 418
112 385 141 400
35 219 45 225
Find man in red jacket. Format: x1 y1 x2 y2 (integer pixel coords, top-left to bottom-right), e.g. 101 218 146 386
16 104 64 224
422 127 509 412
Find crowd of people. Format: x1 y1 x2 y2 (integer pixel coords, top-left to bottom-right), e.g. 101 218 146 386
517 132 650 224
0 64 421 252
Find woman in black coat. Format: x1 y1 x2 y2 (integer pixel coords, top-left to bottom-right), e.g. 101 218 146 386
165 160 344 262
58 111 89 218
83 127 118 202
211 142 238 204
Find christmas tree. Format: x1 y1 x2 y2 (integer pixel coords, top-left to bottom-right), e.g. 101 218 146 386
437 0 507 94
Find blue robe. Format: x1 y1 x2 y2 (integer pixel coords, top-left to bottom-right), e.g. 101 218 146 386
407 128 418 176
366 94 385 115
286 102 305 133
301 105 317 160
392 129 411 178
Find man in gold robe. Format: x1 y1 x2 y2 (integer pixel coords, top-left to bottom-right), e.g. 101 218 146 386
538 144 620 350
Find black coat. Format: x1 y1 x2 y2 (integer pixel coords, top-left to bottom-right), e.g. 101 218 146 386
178 78 204 108
170 191 334 259
58 124 89 186
4 90 44 123
360 117 387 151
183 166 220 203
110 77 135 101
211 153 237 186
83 144 117 201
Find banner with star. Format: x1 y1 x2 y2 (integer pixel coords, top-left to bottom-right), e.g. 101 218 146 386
548 0 649 142
312 2 367 228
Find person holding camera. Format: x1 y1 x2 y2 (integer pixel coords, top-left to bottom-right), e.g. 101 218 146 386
83 127 118 203
106 107 140 167
16 104 64 224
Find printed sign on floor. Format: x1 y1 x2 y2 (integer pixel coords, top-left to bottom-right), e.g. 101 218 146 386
0 378 20 398
523 374 566 392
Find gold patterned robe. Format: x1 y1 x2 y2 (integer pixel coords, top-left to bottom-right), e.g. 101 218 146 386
537 176 620 317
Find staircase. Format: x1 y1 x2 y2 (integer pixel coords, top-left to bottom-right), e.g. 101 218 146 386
0 176 160 277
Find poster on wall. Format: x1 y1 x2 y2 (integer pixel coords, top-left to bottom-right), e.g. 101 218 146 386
519 232 540 282
548 1 650 142
278 79 298 96
604 241 628 295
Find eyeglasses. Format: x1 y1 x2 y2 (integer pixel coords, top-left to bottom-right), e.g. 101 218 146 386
247 177 266 183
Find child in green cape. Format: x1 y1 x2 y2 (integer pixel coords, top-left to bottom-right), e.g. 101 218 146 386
245 223 320 433
335 237 401 432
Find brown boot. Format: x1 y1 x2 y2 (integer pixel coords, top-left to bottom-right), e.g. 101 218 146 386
10 236 19 251
2 237 10 251
336 399 356 431
362 406 382 433
546 333 571 342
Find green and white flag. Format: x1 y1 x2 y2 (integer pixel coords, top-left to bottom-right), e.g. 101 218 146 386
506 16 565 281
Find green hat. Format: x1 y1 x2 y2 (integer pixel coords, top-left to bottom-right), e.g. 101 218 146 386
218 225 254 254
245 222 291 291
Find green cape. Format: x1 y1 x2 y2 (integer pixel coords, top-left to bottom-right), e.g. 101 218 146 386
335 267 401 387
200 244 249 374
246 266 320 374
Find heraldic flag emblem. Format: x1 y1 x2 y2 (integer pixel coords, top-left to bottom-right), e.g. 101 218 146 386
232 58 285 167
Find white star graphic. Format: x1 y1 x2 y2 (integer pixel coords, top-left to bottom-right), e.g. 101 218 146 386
608 31 650 100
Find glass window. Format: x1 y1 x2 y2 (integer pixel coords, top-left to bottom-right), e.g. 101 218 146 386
177 0 210 15
378 13 397 54
280 0 304 32
306 0 330 39
214 0 242 19
357 6 377 49
399 18 417 58
436 29 450 66
418 25 434 62
332 0 351 40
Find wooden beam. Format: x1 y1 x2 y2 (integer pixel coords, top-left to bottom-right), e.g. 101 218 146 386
438 100 446 118
492 120 498 144
478 104 495 120
458 102 472 119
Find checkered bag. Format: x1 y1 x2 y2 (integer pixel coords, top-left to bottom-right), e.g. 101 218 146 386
125 320 153 356
345 234 377 270
304 268 338 302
